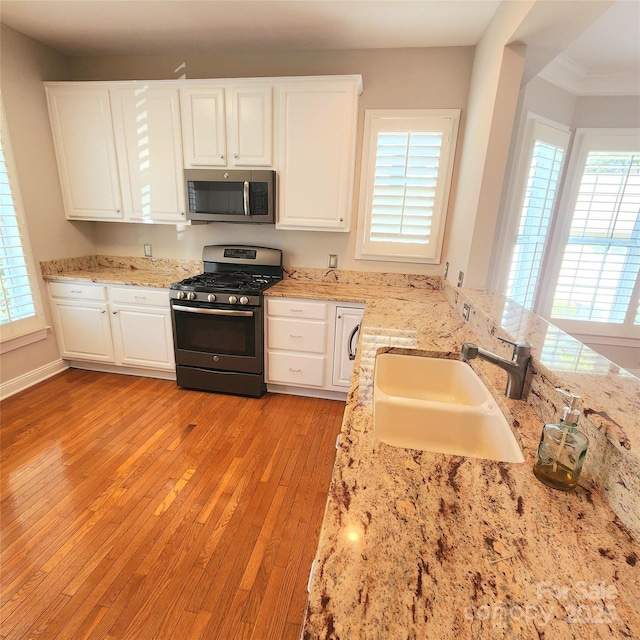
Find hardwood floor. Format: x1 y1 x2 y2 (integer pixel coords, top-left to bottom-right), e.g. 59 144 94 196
0 369 345 639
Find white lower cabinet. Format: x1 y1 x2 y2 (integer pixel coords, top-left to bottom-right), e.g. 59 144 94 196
110 287 174 370
50 297 115 362
333 306 364 387
265 297 364 397
48 281 175 376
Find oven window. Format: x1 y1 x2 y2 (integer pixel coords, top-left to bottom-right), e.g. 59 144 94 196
190 181 244 215
174 308 256 357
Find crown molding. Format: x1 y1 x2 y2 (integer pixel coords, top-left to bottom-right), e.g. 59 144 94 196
539 54 640 96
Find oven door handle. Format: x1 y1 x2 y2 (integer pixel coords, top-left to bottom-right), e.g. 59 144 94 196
173 305 254 317
243 181 250 216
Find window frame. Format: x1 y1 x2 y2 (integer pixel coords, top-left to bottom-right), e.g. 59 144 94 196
538 128 640 342
355 108 460 264
0 96 47 352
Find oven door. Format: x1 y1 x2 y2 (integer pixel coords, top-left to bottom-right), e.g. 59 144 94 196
171 301 263 374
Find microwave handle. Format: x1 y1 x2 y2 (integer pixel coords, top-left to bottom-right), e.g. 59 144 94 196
243 181 250 216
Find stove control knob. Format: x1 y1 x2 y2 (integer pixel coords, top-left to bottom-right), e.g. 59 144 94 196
228 295 238 304
186 292 196 301
177 291 186 300
207 293 216 303
239 296 249 305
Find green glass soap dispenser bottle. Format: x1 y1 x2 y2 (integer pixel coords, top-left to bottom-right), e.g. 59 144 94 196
533 389 589 491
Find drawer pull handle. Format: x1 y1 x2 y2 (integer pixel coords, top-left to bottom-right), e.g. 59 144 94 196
348 324 360 361
289 368 302 373
289 334 302 339
70 289 82 293
290 308 303 313
134 296 146 300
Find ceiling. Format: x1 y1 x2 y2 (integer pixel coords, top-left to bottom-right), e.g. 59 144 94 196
1 0 638 94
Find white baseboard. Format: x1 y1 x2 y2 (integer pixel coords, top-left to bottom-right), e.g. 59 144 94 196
266 383 347 401
66 361 177 381
0 358 69 401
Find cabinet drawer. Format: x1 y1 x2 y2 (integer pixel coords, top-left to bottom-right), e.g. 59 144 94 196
49 281 107 301
267 298 327 320
267 318 327 353
267 352 325 387
110 287 169 306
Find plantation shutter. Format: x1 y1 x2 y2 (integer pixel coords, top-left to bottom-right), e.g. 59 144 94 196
550 150 640 325
505 122 569 309
357 110 460 263
370 131 442 244
0 100 44 345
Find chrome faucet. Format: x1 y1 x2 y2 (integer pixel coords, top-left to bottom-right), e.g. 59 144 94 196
461 337 532 400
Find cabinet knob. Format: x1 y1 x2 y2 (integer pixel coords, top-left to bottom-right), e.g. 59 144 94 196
112 311 118 315
181 211 185 216
115 209 120 213
219 154 224 159
101 310 106 314
233 153 238 159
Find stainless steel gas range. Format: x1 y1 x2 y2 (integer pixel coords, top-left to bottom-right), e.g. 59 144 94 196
169 245 283 397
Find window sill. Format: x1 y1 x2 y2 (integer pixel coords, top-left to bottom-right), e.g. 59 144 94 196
0 327 50 354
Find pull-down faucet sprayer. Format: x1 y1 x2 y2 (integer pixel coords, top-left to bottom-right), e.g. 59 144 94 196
461 337 532 400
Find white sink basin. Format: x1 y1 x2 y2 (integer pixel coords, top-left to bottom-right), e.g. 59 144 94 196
373 353 524 463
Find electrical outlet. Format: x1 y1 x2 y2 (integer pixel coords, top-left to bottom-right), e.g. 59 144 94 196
457 271 464 287
462 303 470 321
328 254 338 269
443 262 449 279
144 243 152 257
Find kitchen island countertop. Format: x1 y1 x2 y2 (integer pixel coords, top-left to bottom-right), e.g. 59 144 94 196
265 279 640 639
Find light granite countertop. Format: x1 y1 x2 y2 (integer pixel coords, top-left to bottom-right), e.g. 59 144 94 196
40 255 202 288
40 258 639 637
266 280 639 639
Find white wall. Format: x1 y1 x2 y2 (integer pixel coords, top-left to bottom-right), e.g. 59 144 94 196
0 25 96 385
444 0 534 289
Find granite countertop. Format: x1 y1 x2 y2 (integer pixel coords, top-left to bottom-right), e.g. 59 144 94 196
40 258 639 637
40 255 202 288
266 282 639 639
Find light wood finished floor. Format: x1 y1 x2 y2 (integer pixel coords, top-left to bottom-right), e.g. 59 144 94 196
1 369 345 639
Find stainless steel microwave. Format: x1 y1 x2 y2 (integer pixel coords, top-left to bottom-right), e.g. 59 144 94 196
184 169 276 224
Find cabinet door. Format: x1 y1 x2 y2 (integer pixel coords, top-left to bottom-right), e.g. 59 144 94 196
332 307 364 387
111 303 175 370
227 86 273 167
111 87 186 223
180 87 227 167
46 87 123 220
277 81 359 231
51 299 114 362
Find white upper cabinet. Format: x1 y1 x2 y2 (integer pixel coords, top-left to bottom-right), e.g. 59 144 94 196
110 86 186 223
46 86 123 221
45 76 361 227
227 86 273 166
180 87 227 167
276 78 361 232
180 85 273 168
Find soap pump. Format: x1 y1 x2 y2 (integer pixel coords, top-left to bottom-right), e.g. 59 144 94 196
533 389 589 492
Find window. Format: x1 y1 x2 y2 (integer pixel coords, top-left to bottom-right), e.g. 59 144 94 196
504 116 570 309
356 109 460 263
0 98 46 350
541 130 639 341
